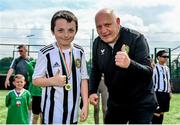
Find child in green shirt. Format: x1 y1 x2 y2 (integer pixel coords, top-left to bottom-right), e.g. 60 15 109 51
6 74 31 124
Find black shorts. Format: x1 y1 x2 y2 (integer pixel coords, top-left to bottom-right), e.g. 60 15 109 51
155 91 170 113
32 96 42 114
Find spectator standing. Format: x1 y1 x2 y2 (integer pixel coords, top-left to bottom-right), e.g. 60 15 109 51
4 44 33 89
27 59 42 124
152 50 172 124
94 76 108 124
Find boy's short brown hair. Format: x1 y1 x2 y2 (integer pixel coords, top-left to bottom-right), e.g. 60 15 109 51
13 74 25 81
51 10 78 33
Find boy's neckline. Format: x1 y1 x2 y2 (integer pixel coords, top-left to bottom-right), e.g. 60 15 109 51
56 42 72 50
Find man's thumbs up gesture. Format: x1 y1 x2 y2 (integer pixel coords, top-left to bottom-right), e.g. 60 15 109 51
115 44 130 68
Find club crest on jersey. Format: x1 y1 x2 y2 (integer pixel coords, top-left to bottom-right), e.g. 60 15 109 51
16 100 21 107
124 44 130 54
53 62 60 68
75 58 81 68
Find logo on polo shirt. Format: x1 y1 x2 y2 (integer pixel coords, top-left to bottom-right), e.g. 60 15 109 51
100 49 105 55
53 62 60 68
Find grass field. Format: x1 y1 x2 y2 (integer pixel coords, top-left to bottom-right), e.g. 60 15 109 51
0 90 180 124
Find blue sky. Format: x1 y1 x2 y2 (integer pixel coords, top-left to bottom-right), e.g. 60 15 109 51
0 0 180 59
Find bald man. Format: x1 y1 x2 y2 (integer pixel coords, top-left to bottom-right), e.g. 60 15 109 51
89 8 157 124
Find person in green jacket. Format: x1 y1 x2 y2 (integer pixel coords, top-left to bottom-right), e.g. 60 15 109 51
6 74 31 124
27 59 42 124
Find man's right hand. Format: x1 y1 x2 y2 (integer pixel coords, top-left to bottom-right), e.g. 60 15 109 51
89 93 99 106
5 80 10 89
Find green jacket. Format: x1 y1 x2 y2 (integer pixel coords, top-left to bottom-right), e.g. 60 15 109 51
27 59 42 96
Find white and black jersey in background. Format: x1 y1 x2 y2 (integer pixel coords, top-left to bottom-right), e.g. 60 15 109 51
153 63 171 93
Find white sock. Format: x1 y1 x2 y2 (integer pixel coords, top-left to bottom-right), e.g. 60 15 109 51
28 110 32 124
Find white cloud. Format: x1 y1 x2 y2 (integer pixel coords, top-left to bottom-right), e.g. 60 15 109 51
159 4 180 32
118 0 179 8
0 0 180 59
121 14 149 33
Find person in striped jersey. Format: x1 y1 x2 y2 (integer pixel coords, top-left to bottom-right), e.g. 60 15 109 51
152 50 172 124
32 10 89 124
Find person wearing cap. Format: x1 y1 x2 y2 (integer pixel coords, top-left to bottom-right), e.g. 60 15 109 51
152 50 172 124
4 44 33 90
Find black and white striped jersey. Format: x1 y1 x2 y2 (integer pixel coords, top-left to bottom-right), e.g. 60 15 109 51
33 42 89 124
153 63 171 93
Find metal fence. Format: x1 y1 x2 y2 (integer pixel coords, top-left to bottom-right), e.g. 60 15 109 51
0 44 45 59
0 43 180 91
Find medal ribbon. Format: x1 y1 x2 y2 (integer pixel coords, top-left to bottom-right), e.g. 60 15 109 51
58 44 73 80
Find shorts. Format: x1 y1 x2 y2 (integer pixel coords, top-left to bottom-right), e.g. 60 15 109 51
32 96 42 114
155 91 170 113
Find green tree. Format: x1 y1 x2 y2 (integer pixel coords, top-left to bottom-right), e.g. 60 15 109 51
87 58 92 75
0 57 13 74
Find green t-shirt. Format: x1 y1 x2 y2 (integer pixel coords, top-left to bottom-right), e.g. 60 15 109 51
6 89 31 124
27 59 42 96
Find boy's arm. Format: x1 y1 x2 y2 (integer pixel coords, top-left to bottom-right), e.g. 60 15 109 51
80 79 89 122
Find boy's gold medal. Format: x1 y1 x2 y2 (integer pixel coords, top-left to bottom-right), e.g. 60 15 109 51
65 83 72 91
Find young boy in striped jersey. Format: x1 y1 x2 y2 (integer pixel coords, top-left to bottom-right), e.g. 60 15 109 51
33 10 89 124
152 50 172 124
6 74 31 124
